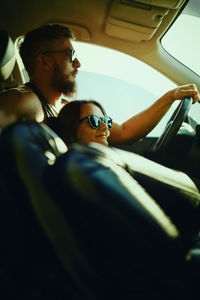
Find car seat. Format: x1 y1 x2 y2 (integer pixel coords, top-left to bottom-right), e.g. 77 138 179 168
0 122 81 298
1 120 200 299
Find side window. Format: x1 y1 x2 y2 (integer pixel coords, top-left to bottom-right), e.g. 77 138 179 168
162 0 200 76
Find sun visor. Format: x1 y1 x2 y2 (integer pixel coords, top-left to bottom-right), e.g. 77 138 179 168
127 0 185 9
105 0 185 42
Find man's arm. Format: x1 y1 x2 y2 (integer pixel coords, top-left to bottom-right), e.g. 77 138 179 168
0 86 44 128
108 84 200 145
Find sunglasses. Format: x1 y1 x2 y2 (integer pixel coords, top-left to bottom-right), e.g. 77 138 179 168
42 48 76 62
79 115 113 130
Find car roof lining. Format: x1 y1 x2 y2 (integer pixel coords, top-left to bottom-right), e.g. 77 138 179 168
1 0 195 87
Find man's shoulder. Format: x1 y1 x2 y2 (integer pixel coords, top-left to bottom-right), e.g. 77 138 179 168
0 84 44 128
0 84 33 96
0 84 39 103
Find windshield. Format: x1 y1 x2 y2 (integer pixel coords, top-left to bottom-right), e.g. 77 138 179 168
70 41 177 137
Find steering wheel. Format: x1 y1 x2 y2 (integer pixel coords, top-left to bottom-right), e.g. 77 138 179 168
154 97 193 152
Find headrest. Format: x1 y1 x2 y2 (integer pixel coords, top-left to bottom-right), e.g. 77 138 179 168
0 30 16 81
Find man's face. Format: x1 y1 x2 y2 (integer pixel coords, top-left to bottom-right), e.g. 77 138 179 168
49 37 81 97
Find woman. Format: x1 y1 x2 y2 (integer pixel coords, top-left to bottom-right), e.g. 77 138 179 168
52 100 112 146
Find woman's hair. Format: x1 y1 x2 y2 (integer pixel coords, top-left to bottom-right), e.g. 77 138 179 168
53 100 106 145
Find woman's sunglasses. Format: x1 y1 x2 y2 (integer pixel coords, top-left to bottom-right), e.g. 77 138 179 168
79 115 112 130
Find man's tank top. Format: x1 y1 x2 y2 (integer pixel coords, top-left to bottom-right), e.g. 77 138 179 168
25 82 58 119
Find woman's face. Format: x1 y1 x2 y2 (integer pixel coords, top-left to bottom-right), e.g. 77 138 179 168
76 103 109 146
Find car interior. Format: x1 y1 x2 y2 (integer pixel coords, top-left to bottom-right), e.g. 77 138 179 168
1 0 200 298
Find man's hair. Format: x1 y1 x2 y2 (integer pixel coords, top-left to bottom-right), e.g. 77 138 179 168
19 24 75 76
56 100 106 145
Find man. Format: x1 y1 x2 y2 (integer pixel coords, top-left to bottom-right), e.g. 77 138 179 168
0 24 199 144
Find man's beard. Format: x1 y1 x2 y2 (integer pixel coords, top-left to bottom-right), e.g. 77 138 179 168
51 63 77 98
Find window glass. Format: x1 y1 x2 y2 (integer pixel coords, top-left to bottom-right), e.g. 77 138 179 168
71 41 176 137
162 0 200 76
